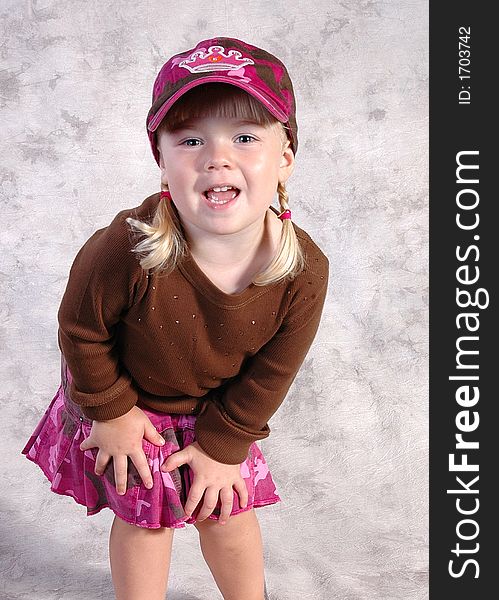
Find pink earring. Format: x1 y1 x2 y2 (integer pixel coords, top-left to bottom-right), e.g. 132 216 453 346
278 209 292 221
160 190 172 201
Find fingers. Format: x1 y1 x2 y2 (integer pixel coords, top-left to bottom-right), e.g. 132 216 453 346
161 448 186 472
94 448 110 475
184 483 205 519
79 437 94 452
234 478 249 511
217 487 235 525
187 479 249 525
196 487 222 522
130 450 154 490
112 454 129 495
144 421 166 448
94 449 154 495
217 479 248 525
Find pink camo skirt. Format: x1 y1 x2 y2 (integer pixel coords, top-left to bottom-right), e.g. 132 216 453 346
21 364 281 530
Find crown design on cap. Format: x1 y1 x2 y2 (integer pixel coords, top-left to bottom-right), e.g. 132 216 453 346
179 45 255 73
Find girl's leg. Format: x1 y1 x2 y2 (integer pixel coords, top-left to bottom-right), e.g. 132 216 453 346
194 508 266 600
109 514 175 600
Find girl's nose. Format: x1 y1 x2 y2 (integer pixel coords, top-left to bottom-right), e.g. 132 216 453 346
203 141 233 171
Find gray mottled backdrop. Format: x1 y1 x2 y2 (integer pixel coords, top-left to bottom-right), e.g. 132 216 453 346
1 1 428 599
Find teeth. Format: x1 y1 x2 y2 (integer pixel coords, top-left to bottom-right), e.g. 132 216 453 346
204 185 239 204
207 191 238 204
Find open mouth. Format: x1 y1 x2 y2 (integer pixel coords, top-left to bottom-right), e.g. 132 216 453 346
203 185 241 205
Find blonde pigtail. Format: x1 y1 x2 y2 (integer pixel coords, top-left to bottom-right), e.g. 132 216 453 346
125 186 187 276
253 181 306 286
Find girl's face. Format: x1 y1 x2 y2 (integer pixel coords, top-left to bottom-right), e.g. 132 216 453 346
156 115 294 241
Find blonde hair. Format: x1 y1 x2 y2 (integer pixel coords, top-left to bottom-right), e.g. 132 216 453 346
126 83 305 284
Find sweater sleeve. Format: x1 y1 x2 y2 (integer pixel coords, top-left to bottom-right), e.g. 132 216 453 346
57 212 148 421
194 255 329 464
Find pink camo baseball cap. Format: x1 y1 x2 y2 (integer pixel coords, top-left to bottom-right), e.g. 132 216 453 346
146 37 298 166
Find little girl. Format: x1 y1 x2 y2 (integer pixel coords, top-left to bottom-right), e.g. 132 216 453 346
22 37 329 600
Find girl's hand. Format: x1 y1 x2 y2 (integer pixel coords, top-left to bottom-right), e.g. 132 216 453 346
161 441 248 525
79 405 166 495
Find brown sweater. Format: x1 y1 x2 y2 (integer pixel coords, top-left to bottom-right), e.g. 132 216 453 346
57 192 329 464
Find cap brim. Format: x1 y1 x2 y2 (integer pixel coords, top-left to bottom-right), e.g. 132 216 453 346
147 76 288 132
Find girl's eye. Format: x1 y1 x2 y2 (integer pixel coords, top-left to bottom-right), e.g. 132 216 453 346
236 135 255 143
182 138 201 147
